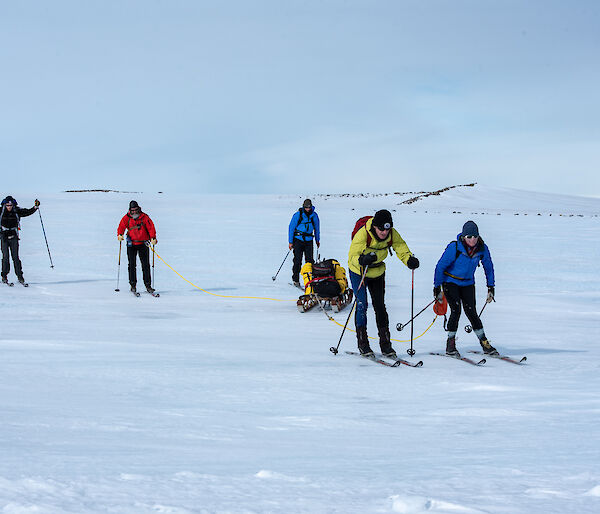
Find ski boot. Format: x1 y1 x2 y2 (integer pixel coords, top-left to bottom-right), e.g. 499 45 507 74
446 336 460 357
378 326 397 358
146 285 155 294
130 284 137 293
480 339 498 355
357 326 374 356
293 281 301 289
1 277 8 284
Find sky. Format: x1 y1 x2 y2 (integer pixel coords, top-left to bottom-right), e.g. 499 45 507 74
1 0 599 196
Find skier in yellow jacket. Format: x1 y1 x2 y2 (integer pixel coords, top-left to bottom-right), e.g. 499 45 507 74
348 209 419 357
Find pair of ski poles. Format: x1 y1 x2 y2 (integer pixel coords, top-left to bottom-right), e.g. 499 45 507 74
329 268 419 357
115 240 156 292
271 246 322 282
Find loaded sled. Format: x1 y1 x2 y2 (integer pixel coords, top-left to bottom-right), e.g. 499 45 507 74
296 288 353 313
296 259 353 313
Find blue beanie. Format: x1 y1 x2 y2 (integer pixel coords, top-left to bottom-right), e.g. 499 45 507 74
462 220 479 237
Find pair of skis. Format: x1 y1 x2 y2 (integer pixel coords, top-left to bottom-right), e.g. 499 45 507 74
3 280 28 287
131 289 160 298
430 351 527 366
345 351 423 368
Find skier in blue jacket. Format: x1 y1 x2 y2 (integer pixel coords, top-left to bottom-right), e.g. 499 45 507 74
288 199 320 287
433 220 497 356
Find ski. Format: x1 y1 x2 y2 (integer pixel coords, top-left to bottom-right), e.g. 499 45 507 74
2 281 14 287
289 282 304 291
345 351 401 367
430 352 486 366
131 290 141 297
468 351 527 365
18 281 29 287
373 352 423 368
147 291 160 297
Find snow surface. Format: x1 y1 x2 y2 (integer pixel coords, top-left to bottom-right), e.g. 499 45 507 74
1 185 599 513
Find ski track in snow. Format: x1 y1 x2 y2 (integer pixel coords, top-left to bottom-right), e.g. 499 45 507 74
0 186 599 513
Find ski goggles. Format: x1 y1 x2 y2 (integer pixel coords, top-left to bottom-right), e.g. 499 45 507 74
464 235 478 239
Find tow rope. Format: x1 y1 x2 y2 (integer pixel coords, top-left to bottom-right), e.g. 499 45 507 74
150 246 437 343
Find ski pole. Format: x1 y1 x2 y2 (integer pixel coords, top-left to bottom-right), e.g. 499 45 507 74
330 265 369 355
396 299 436 331
38 207 54 268
407 269 416 356
115 240 122 291
464 298 495 333
152 243 155 288
272 248 292 281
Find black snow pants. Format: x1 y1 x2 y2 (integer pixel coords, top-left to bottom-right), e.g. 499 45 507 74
127 243 152 288
292 239 314 282
443 283 483 333
1 233 23 280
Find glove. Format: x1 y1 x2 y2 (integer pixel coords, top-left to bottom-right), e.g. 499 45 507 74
150 238 157 245
486 286 495 303
34 199 40 208
358 252 377 267
433 285 443 302
406 255 419 269
117 234 124 241
289 243 293 250
316 241 320 248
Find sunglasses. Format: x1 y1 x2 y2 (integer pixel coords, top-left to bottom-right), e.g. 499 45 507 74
465 235 478 239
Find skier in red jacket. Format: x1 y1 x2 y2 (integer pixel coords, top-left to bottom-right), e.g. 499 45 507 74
117 201 157 293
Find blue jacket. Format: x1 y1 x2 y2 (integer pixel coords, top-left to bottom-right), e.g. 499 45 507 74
434 234 495 287
288 207 320 243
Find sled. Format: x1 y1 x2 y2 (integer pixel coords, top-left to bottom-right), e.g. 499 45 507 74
296 288 353 313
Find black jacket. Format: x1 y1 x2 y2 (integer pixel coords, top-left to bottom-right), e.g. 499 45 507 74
1 206 37 235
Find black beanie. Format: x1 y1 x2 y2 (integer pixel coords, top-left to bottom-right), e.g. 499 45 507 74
461 220 479 237
129 200 140 210
303 198 312 208
372 209 393 230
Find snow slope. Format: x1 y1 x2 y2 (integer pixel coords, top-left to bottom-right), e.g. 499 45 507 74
0 185 599 513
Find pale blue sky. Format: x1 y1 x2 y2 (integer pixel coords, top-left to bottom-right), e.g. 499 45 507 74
1 1 599 195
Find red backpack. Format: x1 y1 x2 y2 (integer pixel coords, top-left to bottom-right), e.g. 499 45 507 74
351 216 393 248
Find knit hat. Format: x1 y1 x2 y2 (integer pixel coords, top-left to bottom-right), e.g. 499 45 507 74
462 220 479 237
303 198 312 208
129 200 140 211
372 209 393 230
1 196 17 206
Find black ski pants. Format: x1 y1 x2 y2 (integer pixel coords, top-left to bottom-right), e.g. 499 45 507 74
292 239 314 282
127 243 152 288
1 234 23 280
443 282 483 333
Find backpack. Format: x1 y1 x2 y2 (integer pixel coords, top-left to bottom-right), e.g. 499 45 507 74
310 259 342 297
294 208 315 238
351 216 393 248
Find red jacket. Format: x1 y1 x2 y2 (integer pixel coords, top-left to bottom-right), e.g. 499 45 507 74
117 212 156 245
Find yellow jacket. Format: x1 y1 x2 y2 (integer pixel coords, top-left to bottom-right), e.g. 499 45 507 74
348 218 413 278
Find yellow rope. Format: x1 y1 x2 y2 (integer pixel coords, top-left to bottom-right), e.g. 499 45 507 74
151 248 295 302
321 304 437 342
151 247 438 342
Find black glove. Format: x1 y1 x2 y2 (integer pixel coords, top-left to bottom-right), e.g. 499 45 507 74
487 286 495 303
406 255 419 269
433 285 442 301
358 252 377 267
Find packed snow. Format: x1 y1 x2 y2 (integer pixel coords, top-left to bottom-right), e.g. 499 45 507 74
0 185 599 513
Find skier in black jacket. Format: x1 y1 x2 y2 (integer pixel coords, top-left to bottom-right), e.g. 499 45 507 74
1 196 40 285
